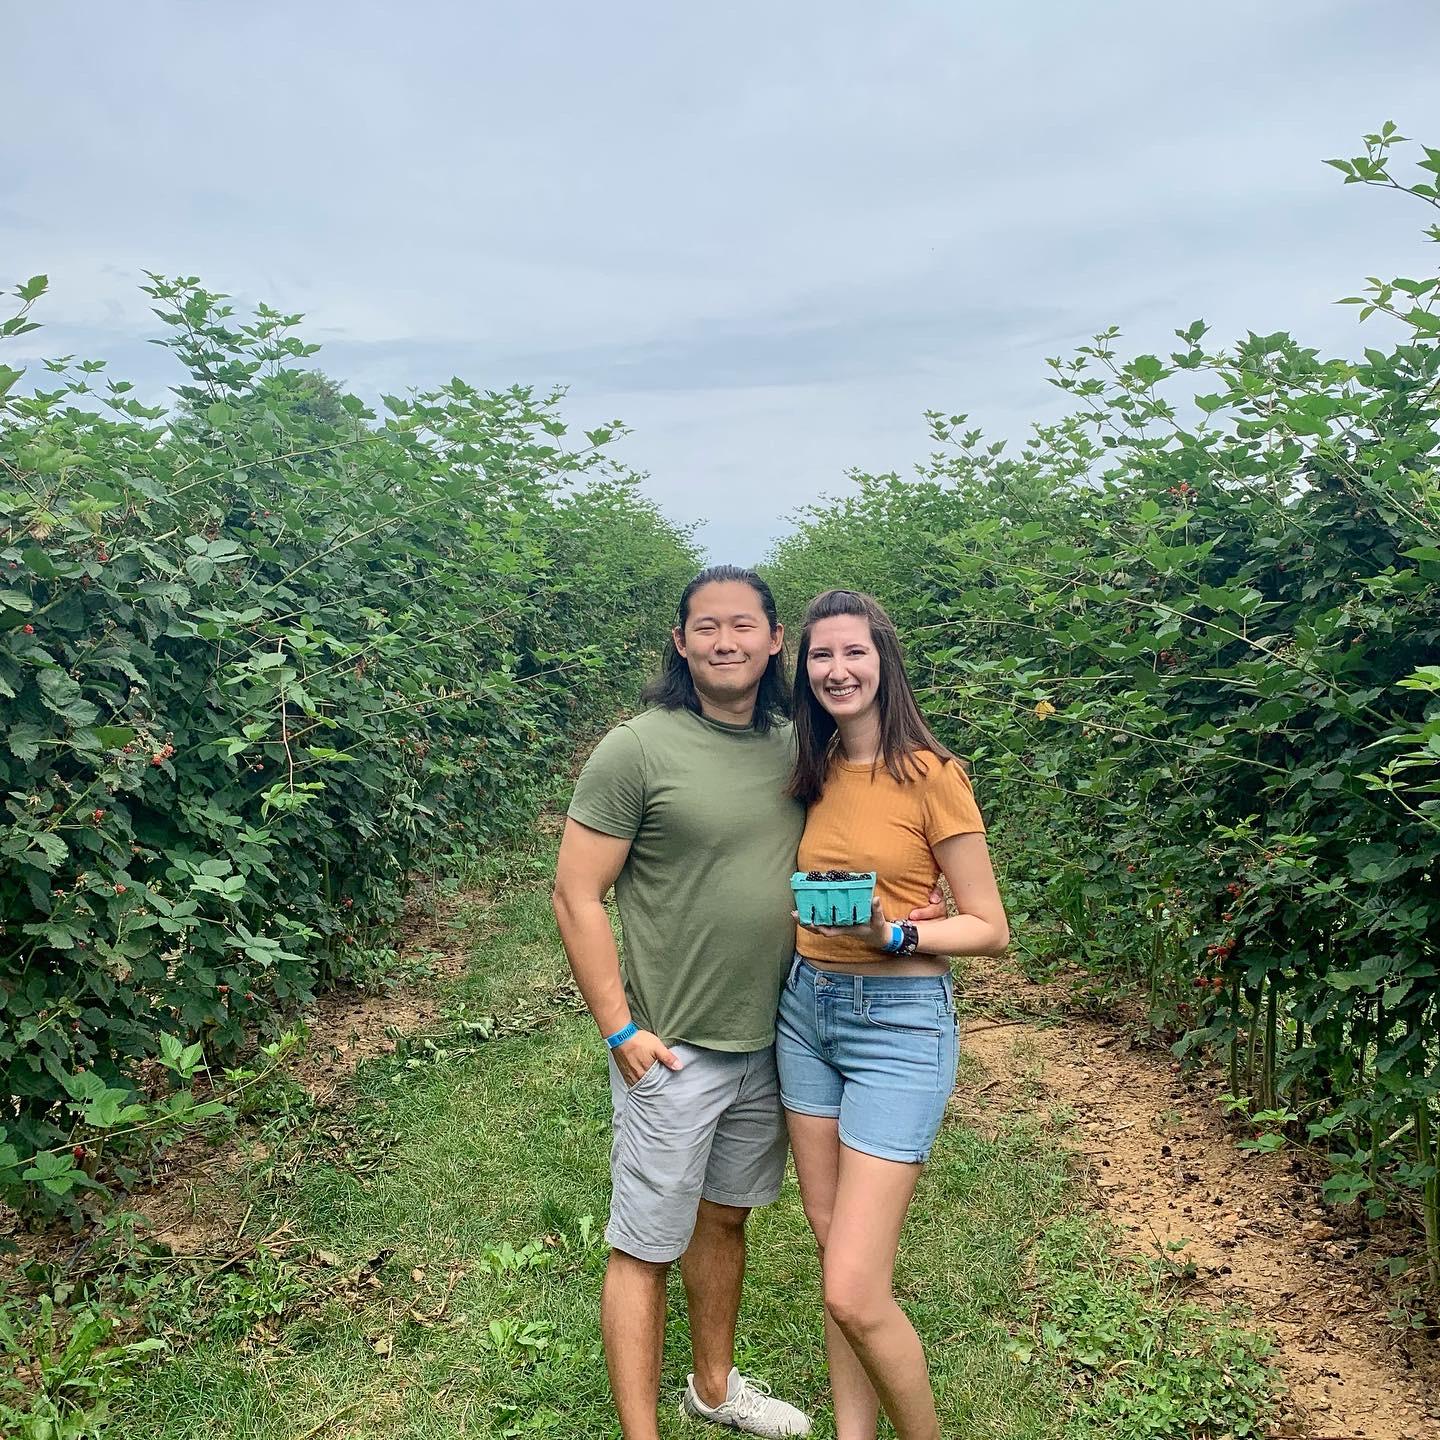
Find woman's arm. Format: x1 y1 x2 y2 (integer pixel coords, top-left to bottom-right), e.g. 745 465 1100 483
812 833 1007 957
917 831 1008 955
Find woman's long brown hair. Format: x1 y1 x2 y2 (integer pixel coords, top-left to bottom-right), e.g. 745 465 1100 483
787 589 955 805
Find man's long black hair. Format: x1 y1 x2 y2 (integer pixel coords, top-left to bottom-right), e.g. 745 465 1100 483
641 564 792 732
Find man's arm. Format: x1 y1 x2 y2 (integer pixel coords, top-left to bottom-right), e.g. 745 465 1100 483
552 817 682 1084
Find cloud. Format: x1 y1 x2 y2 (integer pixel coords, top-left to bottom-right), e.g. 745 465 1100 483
4 0 1438 561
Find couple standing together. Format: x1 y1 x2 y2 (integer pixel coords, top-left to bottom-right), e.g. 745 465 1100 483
552 565 1009 1440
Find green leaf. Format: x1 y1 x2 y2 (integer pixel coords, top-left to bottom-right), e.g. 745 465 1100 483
23 1149 83 1195
1195 584 1265 616
20 546 58 579
1131 354 1166 385
1346 843 1403 883
8 721 47 761
37 666 82 712
92 725 139 749
30 832 68 872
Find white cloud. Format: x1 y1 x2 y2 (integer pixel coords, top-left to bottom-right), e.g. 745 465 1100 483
4 0 1438 558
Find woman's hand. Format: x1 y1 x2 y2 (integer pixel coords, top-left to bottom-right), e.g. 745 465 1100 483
793 895 897 950
861 894 897 949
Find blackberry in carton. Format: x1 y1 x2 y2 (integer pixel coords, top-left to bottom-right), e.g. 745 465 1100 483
790 869 877 926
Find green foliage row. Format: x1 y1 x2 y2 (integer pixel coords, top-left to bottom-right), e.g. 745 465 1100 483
767 125 1440 1286
0 276 698 1216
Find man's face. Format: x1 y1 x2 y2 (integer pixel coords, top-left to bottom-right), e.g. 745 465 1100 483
674 580 783 709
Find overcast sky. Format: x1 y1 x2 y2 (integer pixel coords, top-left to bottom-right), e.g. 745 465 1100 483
5 1 1439 562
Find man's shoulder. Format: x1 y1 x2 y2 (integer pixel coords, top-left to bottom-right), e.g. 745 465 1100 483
602 707 795 751
603 706 687 752
616 705 681 735
581 706 693 769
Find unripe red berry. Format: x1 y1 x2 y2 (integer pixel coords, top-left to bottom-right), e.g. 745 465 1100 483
22 623 34 634
72 1145 87 1162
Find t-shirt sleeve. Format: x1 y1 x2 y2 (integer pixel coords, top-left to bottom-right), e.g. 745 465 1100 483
567 724 647 840
922 758 986 845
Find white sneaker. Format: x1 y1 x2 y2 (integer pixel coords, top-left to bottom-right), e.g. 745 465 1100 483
681 1367 812 1437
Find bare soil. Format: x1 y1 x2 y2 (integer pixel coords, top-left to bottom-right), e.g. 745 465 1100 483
956 954 1440 1440
0 879 494 1268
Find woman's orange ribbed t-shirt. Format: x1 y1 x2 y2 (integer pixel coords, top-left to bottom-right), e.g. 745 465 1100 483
795 749 985 964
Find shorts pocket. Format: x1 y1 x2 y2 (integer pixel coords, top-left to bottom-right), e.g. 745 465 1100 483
625 1058 665 1092
862 995 945 1037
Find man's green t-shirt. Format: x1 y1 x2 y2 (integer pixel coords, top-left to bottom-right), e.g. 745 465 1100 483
567 706 804 1052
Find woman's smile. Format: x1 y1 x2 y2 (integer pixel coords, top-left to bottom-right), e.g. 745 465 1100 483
807 614 881 718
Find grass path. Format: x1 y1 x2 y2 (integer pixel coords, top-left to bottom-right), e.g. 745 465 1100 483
111 841 1279 1439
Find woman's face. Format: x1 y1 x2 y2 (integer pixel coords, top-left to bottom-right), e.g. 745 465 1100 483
806 614 881 722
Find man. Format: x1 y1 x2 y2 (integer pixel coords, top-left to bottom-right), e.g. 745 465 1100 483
552 565 942 1440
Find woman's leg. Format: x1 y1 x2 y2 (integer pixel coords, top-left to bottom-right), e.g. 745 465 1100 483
823 1143 936 1440
785 1111 881 1440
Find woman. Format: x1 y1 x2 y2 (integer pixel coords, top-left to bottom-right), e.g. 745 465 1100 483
777 589 1009 1440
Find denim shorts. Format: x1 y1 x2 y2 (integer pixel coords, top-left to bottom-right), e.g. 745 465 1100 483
776 954 959 1164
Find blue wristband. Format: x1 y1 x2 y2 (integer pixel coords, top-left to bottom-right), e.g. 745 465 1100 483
605 1022 638 1050
881 923 904 954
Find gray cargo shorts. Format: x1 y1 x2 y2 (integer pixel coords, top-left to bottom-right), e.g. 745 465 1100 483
605 1041 788 1264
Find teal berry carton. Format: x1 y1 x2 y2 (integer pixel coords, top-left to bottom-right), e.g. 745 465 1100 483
790 870 877 927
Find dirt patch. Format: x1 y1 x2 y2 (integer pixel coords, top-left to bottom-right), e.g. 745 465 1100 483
287 882 489 1106
1 879 495 1269
127 881 495 1255
955 955 1440 1440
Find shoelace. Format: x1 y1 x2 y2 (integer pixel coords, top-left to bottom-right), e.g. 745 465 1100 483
730 1376 777 1421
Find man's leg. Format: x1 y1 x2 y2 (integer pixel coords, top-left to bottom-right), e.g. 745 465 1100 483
679 1197 750 1409
604 1044 742 1431
677 1041 811 1433
602 1248 670 1440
